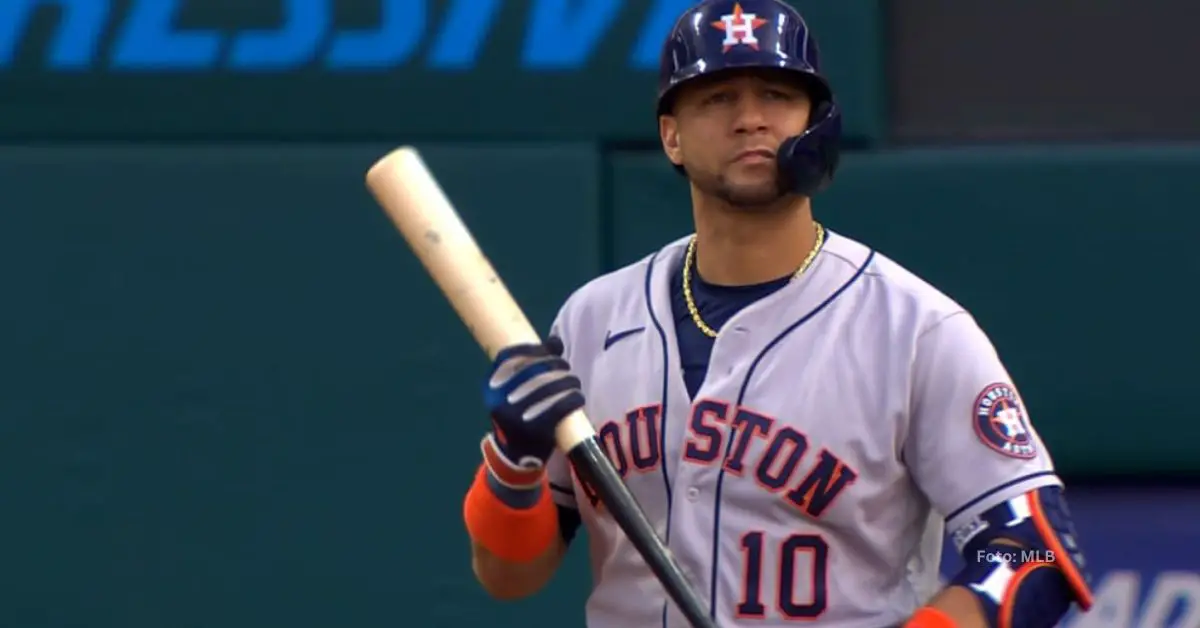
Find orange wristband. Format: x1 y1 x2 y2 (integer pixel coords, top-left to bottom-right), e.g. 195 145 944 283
463 464 558 563
904 607 958 628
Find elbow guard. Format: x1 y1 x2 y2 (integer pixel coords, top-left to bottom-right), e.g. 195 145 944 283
948 485 1095 628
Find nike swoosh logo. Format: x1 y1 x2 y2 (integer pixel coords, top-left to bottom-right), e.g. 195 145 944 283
603 326 645 350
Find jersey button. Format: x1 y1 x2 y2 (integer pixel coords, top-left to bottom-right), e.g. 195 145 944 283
686 487 700 501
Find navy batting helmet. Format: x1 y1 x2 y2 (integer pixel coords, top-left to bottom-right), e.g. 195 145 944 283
656 0 841 197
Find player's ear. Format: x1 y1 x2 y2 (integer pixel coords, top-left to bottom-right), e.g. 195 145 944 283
659 115 683 166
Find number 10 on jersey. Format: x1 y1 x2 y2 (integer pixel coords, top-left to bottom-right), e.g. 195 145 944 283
737 532 829 620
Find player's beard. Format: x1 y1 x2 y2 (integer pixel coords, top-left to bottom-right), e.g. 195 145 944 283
691 165 790 211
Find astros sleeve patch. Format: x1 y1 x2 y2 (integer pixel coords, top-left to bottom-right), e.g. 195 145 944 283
973 382 1037 459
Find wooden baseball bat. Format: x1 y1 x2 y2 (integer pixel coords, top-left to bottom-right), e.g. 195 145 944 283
364 146 715 628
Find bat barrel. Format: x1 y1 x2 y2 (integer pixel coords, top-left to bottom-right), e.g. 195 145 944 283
365 146 540 358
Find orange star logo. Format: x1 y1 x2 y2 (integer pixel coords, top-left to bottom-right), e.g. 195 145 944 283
711 3 769 52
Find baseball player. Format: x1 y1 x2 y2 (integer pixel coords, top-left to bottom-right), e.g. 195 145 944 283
461 1 1095 627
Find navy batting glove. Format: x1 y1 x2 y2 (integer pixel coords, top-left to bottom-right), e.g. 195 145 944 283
480 336 585 490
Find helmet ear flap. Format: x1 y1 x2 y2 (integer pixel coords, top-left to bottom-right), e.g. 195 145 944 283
776 99 842 197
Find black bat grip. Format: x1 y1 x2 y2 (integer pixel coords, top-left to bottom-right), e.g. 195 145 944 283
567 437 717 628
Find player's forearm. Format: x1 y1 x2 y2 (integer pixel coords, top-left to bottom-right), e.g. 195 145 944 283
471 538 566 600
463 463 565 600
904 537 1026 628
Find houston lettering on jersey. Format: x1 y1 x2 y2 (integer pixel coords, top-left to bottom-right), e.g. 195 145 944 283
576 400 858 518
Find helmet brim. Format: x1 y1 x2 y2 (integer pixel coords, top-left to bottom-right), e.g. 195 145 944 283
656 59 833 117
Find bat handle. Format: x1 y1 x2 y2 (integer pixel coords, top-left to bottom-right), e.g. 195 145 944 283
566 438 717 628
554 409 599 453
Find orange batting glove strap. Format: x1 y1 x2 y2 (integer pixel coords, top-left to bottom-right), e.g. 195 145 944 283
480 432 545 489
904 607 958 628
463 463 558 563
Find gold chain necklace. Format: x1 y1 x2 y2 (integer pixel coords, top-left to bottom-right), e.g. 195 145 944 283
683 222 826 338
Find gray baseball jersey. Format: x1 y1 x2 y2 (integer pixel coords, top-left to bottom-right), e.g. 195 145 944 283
545 231 1062 628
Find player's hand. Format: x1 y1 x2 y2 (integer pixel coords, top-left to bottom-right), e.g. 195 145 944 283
481 336 585 489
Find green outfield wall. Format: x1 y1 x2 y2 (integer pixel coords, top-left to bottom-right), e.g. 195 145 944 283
4 142 1197 628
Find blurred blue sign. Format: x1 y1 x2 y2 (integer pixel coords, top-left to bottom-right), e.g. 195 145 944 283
0 0 692 71
0 0 883 142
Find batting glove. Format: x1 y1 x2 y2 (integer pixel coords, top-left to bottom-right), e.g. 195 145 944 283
481 336 585 490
